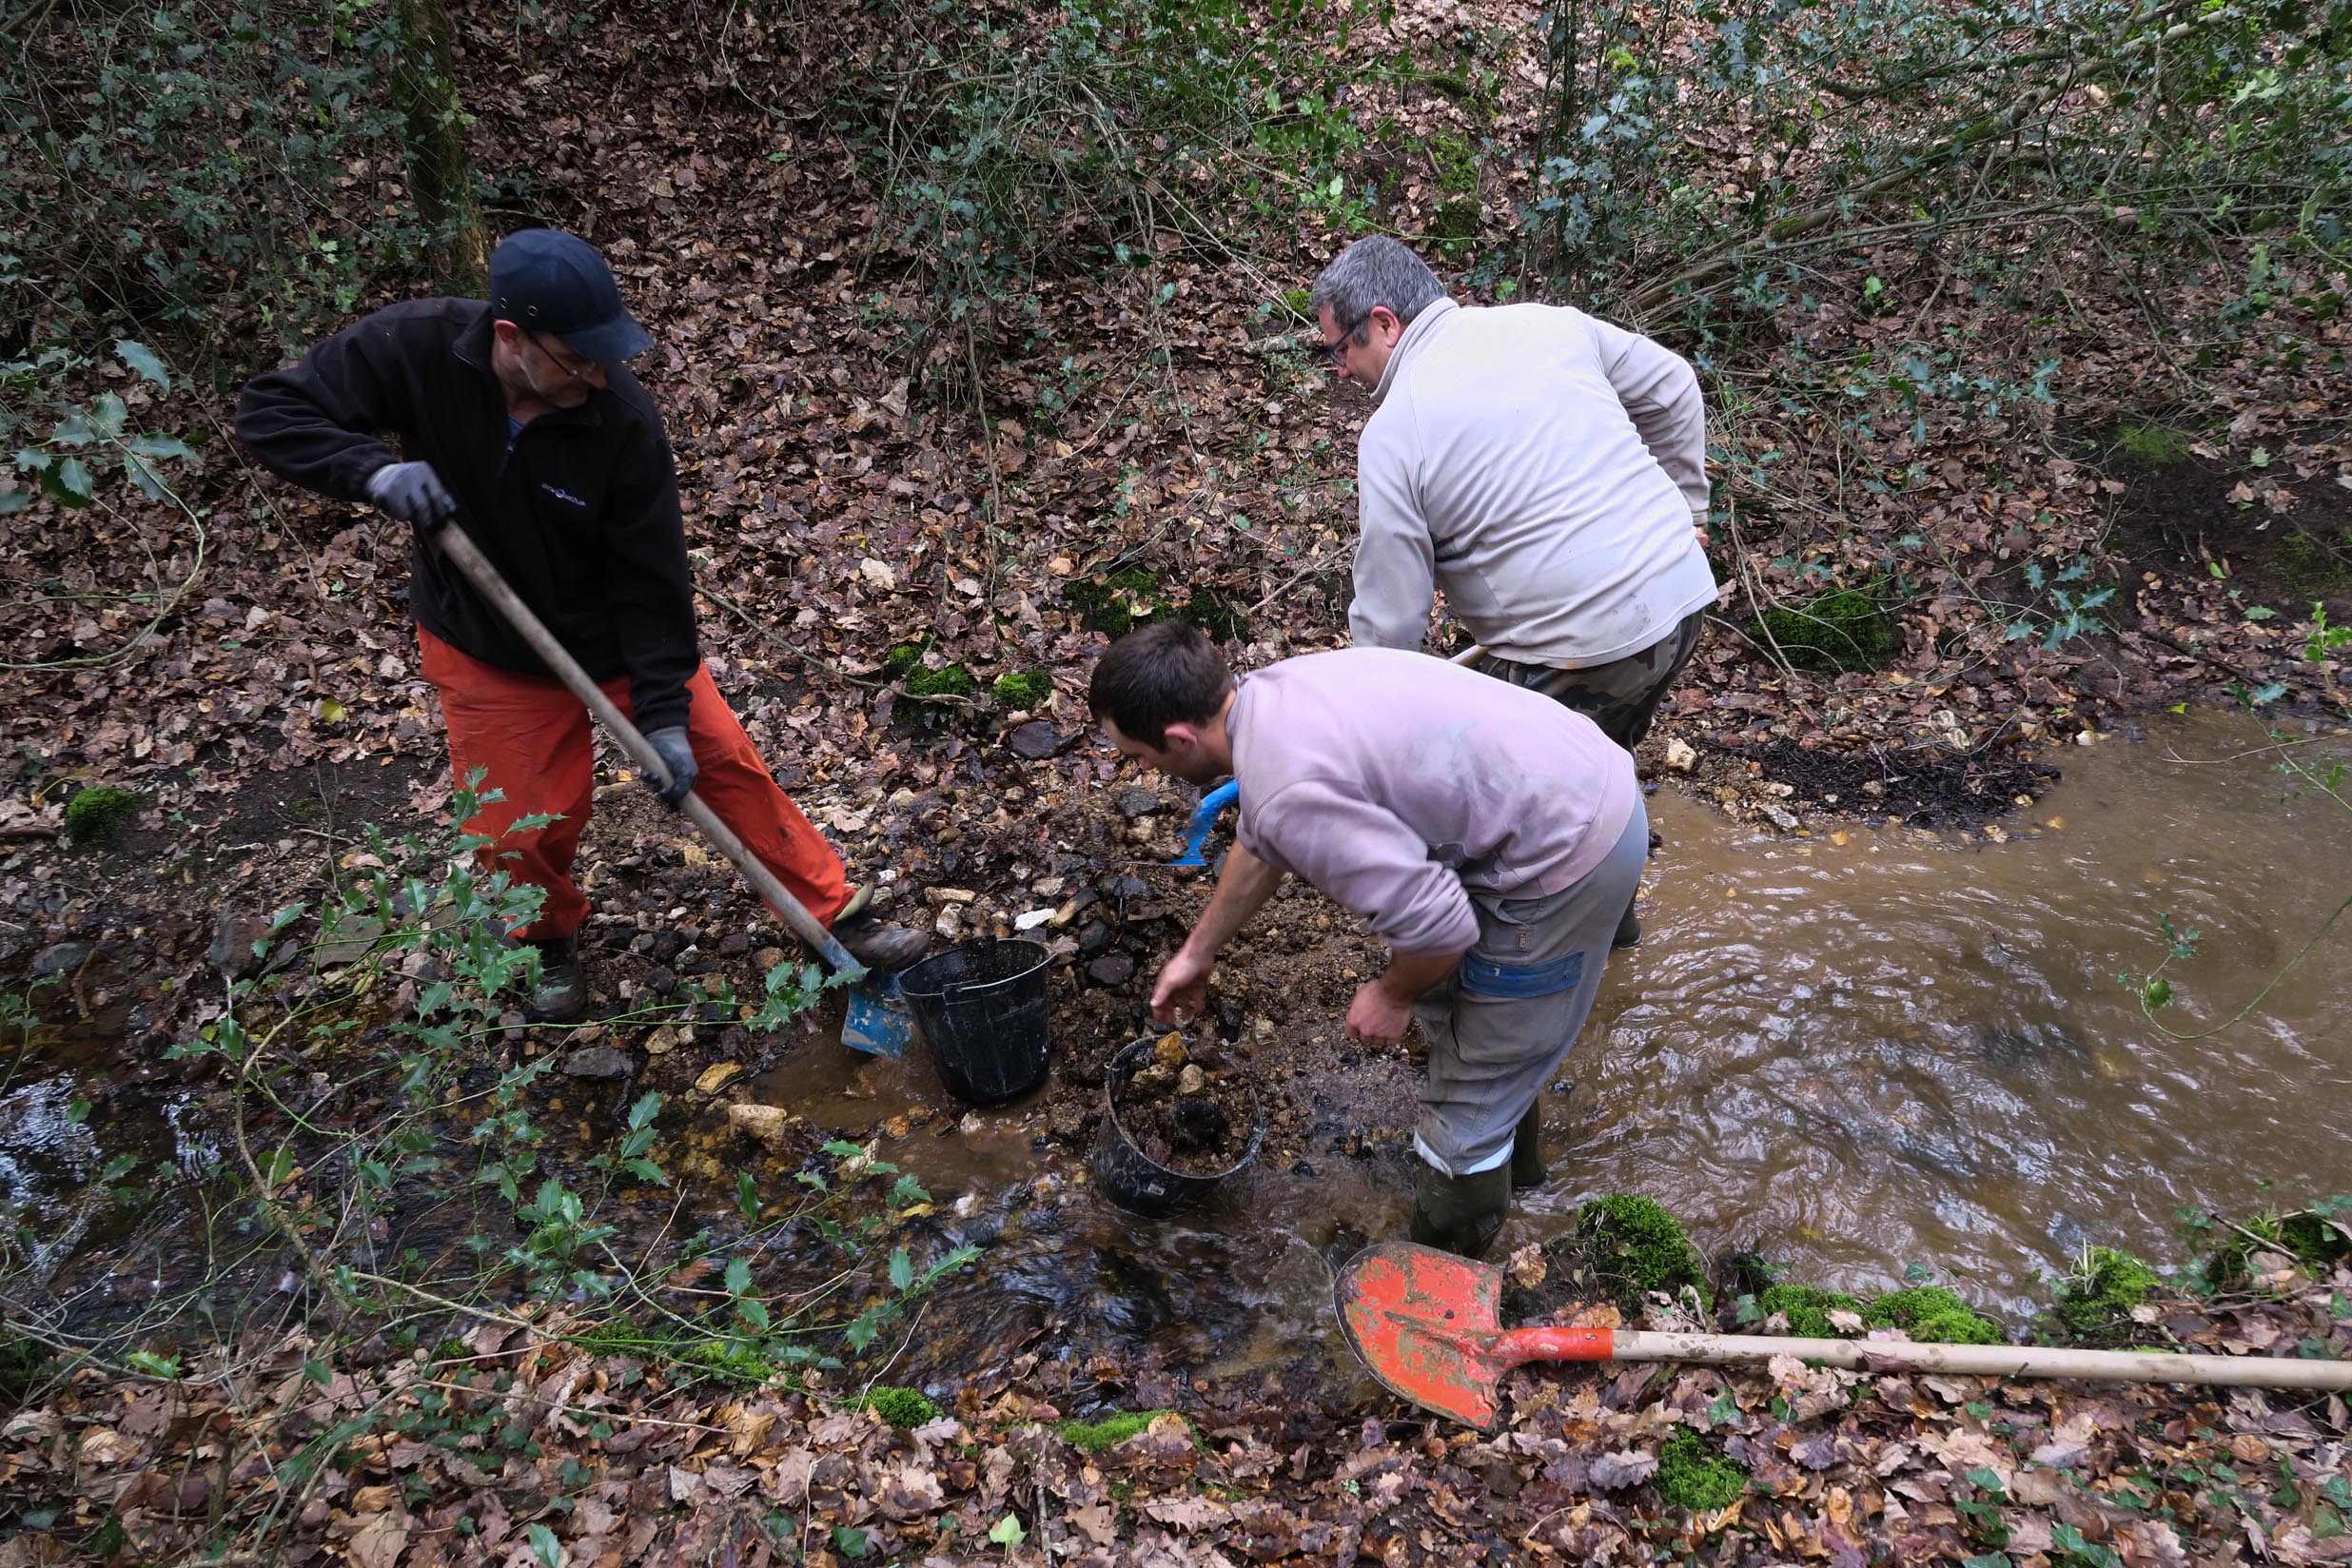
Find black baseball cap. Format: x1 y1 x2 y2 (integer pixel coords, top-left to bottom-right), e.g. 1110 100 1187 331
487 228 652 363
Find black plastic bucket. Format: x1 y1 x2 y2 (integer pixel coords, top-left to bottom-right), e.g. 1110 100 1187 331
896 937 1053 1106
1091 1035 1264 1219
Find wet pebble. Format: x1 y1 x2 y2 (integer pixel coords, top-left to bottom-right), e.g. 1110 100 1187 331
1077 920 1113 957
1087 953 1136 987
1007 722 1068 760
561 1046 634 1080
1112 786 1163 819
1096 874 1148 902
718 932 751 957
32 940 94 979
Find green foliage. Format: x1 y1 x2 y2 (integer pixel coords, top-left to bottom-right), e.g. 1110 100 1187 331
1058 1409 1187 1454
1752 589 1897 675
0 1331 49 1410
1866 1286 2002 1345
64 786 142 848
1064 567 1249 641
861 1385 943 1427
1656 1427 1749 1512
990 670 1053 709
2274 528 2352 598
2008 557 2120 652
2116 424 2195 465
906 663 974 699
1576 1193 1710 1308
1757 1283 1865 1338
2054 1246 2166 1341
2203 1202 2352 1288
1 0 464 357
0 342 196 516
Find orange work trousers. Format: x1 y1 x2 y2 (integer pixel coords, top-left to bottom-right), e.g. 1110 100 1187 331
417 625 852 942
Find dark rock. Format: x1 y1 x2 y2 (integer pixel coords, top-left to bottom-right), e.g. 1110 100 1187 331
1112 786 1163 819
718 932 752 957
1007 722 1069 760
645 965 677 995
1087 952 1136 987
207 905 274 979
650 931 685 963
1064 887 1099 914
1077 920 1114 957
32 941 94 980
1095 874 1148 902
561 1046 634 1080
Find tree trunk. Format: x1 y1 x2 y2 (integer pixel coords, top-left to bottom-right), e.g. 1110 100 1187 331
387 0 487 295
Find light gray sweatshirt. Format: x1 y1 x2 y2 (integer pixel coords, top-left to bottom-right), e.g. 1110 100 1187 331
1348 297 1717 668
1228 648 1637 955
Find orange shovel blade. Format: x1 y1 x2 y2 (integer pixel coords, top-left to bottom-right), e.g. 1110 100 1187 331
1336 1243 1617 1428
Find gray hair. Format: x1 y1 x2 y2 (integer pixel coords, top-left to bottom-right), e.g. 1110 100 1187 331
1308 237 1446 329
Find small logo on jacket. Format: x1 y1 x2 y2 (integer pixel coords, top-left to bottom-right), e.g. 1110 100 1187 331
539 482 586 507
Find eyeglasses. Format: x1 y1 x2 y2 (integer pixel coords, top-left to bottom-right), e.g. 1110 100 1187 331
1320 310 1373 364
526 331 600 383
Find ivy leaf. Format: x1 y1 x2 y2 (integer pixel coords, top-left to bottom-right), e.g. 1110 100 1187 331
115 339 171 389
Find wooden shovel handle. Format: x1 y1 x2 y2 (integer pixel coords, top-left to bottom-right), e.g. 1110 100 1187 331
430 524 863 977
1607 1329 2352 1392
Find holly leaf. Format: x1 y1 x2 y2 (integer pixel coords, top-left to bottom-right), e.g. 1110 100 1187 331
115 339 171 389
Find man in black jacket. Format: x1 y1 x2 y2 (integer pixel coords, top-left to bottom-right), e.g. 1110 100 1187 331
237 229 924 1021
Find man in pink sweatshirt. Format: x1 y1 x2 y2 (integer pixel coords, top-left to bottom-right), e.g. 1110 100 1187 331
1312 236 1716 946
1089 621 1646 1256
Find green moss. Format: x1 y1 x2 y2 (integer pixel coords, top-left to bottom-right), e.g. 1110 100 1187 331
1751 589 1897 675
1064 569 1247 642
1657 1427 1749 1512
1865 1286 2002 1345
904 662 973 699
883 641 925 677
2116 423 2194 464
990 670 1053 710
1279 286 1314 322
2054 1246 2166 1341
1757 1283 1866 1339
2273 528 2352 598
65 786 142 848
1058 1409 1187 1454
568 1317 783 1386
2205 1205 2352 1287
861 1385 942 1427
1578 1193 1710 1309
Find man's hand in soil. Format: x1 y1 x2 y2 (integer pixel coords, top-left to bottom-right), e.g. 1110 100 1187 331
1150 944 1215 1026
644 727 697 808
1344 949 1463 1047
365 461 456 531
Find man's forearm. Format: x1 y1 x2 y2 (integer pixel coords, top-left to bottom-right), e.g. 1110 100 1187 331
1378 947 1465 1005
1178 839 1284 961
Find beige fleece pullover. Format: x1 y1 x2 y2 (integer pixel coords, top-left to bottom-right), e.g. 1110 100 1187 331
1348 297 1717 669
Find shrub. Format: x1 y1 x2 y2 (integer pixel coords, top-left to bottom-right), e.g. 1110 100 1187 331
1657 1428 1748 1512
64 786 142 847
1751 589 1897 676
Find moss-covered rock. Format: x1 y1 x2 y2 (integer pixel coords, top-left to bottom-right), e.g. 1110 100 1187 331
990 670 1053 710
1058 1409 1188 1454
1757 1283 1866 1338
1064 567 1163 636
1577 1193 1711 1310
1750 589 1897 676
65 785 142 848
861 1386 942 1427
2204 1205 2352 1287
1657 1427 1748 1512
2053 1246 2166 1341
1864 1285 2002 1345
904 662 973 700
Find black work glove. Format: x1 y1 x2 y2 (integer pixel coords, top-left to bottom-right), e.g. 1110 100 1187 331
644 726 697 809
365 461 456 531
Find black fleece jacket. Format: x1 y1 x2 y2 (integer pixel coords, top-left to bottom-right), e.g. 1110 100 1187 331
236 299 699 733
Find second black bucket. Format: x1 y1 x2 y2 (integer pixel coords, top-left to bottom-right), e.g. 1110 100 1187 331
895 937 1053 1106
1091 1035 1264 1219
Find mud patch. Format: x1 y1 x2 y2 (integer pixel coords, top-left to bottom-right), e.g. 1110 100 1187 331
1668 734 2062 830
2099 435 2352 622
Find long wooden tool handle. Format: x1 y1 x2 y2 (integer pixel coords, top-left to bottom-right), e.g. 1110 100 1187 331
1601 1328 2352 1392
431 524 864 977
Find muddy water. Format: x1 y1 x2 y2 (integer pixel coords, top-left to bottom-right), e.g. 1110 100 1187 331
786 711 2351 1396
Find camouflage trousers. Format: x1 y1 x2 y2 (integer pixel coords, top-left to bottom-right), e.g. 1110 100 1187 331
1472 609 1707 751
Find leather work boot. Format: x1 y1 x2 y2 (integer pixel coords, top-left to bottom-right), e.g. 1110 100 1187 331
1510 1101 1547 1191
832 911 930 973
1409 1159 1513 1259
1612 900 1641 950
524 935 590 1025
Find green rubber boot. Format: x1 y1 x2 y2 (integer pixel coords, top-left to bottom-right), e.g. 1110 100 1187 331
1409 1159 1513 1259
1510 1101 1547 1191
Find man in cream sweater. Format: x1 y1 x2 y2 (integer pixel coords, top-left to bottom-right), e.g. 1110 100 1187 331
1311 238 1715 944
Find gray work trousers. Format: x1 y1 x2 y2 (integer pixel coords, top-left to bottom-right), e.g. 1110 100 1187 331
1410 801 1650 1176
1474 610 1707 751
